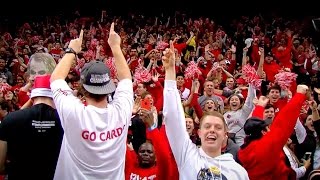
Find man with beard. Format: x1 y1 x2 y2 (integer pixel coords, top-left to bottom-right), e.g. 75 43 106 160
238 85 309 180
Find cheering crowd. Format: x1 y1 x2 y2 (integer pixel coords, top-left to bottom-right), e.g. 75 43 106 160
0 10 319 180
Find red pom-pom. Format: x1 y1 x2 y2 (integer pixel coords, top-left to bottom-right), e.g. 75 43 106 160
184 61 202 79
134 67 151 84
105 57 117 79
242 64 261 89
274 70 298 90
156 41 169 50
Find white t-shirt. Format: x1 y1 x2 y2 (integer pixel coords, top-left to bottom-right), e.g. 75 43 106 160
181 87 190 101
51 79 133 180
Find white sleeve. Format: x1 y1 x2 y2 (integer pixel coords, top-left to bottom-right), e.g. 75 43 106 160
241 84 256 116
109 79 134 125
294 166 307 179
50 79 85 129
163 80 197 168
284 147 306 178
295 118 307 144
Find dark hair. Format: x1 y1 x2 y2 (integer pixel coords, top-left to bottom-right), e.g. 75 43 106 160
176 73 184 78
0 100 9 111
241 131 264 149
78 84 107 102
265 104 275 110
267 84 281 94
227 94 244 105
241 118 269 149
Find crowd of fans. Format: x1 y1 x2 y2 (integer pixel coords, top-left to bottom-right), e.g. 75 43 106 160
0 9 319 180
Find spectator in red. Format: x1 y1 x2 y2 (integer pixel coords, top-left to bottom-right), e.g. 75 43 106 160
237 85 308 180
263 51 281 83
125 109 175 180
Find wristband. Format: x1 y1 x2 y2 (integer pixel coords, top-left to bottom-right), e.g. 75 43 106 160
148 123 157 131
65 48 77 56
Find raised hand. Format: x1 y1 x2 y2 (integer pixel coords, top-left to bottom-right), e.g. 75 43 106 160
297 85 309 95
256 96 269 107
68 29 83 54
139 109 154 128
309 100 318 111
108 22 121 49
162 40 175 70
192 79 200 93
151 72 160 82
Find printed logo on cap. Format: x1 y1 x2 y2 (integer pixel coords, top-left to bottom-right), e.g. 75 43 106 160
89 73 110 84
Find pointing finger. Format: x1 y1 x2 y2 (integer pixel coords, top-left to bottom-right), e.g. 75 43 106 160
79 29 84 43
170 40 174 52
110 22 114 32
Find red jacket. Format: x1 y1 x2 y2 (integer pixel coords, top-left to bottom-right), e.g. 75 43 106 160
238 93 306 180
125 127 177 180
272 98 288 116
273 37 293 69
159 126 179 180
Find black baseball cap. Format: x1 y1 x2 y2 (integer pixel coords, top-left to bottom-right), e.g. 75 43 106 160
244 117 273 136
80 60 116 95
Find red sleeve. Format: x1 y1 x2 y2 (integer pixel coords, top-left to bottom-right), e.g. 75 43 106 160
251 44 260 66
152 81 163 113
159 126 179 180
256 93 306 157
125 146 137 180
305 57 314 75
146 128 174 180
191 93 204 118
289 81 297 95
18 90 30 108
251 105 264 119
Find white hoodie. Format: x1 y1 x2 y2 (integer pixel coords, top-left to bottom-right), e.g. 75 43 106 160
163 80 249 180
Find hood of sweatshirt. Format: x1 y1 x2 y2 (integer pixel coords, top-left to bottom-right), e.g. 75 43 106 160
194 147 248 180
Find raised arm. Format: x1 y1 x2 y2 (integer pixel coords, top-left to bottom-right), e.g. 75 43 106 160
257 47 265 77
242 47 248 68
241 84 256 116
163 41 196 167
50 30 83 82
108 23 132 81
260 85 307 152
